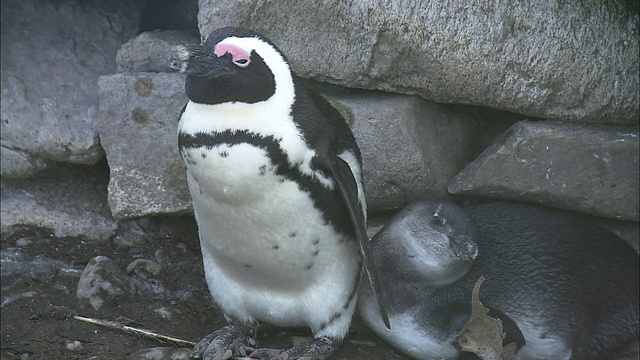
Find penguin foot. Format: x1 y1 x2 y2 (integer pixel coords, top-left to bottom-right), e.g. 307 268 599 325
250 337 336 360
190 324 256 360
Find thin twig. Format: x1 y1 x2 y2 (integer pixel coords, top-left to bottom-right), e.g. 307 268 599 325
73 315 196 347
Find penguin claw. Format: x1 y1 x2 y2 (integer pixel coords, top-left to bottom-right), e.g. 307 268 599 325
191 324 256 360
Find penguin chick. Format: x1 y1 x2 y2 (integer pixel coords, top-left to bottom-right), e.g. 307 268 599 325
358 200 639 360
169 26 388 360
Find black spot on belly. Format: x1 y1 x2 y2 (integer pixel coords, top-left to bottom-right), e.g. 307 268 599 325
201 152 207 158
272 245 280 250
304 264 314 270
244 263 253 268
183 153 197 165
289 232 297 238
312 238 320 246
219 151 229 158
259 165 267 175
312 250 319 257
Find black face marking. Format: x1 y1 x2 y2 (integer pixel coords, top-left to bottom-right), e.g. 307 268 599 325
178 129 357 238
289 232 297 238
259 165 267 175
184 42 276 105
312 238 320 246
219 151 229 158
272 245 280 250
305 264 314 270
201 152 207 158
244 264 252 268
312 250 319 257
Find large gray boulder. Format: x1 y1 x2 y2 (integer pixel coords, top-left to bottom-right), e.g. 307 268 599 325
331 91 484 212
198 0 638 124
448 120 639 221
98 73 192 220
0 162 118 241
0 0 138 178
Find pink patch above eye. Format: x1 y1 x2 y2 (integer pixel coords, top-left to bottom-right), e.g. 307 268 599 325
214 43 251 68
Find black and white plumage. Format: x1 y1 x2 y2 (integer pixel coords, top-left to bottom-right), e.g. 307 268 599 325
169 27 388 359
358 200 639 360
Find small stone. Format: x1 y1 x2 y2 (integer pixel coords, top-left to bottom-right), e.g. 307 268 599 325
76 256 129 310
15 238 31 247
153 306 173 321
65 340 83 352
127 259 162 276
127 347 191 360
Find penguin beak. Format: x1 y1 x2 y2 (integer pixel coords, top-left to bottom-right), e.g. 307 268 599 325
169 45 233 78
450 235 478 261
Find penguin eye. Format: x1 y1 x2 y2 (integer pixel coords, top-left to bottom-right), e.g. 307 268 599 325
233 58 250 68
214 43 251 68
433 214 445 227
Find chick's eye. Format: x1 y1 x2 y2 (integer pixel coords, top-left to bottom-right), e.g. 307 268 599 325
433 214 445 226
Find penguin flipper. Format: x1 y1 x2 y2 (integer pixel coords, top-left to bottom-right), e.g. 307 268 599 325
328 155 391 329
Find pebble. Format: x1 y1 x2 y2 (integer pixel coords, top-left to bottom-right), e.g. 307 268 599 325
65 340 83 351
127 347 191 360
76 256 129 310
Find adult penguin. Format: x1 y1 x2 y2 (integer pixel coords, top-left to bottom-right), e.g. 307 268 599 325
170 27 388 360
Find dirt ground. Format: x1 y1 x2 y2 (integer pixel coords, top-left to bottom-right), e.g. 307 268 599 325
0 219 407 360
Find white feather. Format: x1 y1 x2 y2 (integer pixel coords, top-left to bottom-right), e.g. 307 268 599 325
359 299 460 360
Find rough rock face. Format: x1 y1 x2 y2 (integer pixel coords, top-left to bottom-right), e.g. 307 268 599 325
0 162 117 241
0 0 138 178
116 30 199 73
199 0 639 124
449 121 639 221
331 91 484 211
98 73 192 220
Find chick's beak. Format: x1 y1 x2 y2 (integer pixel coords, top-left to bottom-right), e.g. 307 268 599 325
450 234 479 261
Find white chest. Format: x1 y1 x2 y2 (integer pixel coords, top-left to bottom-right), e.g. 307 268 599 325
359 298 460 360
185 143 361 330
182 142 280 203
178 100 363 332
